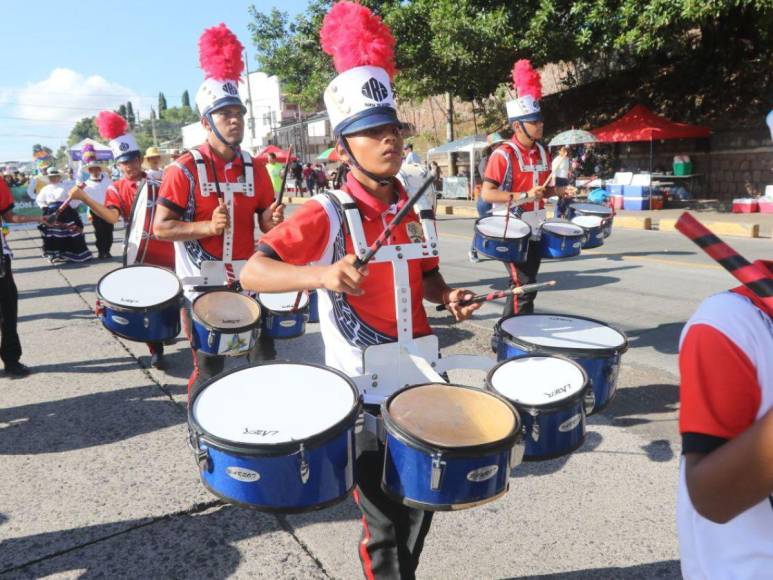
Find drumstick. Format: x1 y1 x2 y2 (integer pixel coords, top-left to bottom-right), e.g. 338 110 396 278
290 289 305 313
353 175 434 269
675 212 773 308
435 280 557 311
502 195 513 241
275 145 294 206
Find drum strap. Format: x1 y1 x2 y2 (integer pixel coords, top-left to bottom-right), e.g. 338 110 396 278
496 141 548 193
325 189 369 259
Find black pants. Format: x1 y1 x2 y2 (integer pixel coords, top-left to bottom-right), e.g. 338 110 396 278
0 255 22 366
502 242 543 317
91 213 114 256
354 429 434 580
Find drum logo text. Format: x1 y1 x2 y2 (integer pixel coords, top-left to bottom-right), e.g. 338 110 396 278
466 465 499 482
544 383 572 399
243 428 280 437
559 414 582 433
226 466 260 483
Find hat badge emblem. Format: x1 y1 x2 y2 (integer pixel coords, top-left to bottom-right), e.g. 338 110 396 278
361 78 389 102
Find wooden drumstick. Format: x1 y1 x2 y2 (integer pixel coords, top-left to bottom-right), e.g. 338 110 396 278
275 145 294 206
435 280 557 311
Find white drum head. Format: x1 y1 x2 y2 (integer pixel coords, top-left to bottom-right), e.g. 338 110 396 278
476 216 531 239
194 292 261 328
501 314 626 351
572 203 612 216
572 215 603 228
490 356 586 407
542 222 584 236
258 291 309 312
192 364 356 445
98 266 180 307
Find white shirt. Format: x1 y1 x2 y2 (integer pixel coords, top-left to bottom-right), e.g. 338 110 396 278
551 155 570 179
145 168 164 181
36 181 82 209
82 174 111 205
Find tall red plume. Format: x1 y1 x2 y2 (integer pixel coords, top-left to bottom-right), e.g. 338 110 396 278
320 1 396 78
95 111 128 140
512 59 542 100
199 23 245 81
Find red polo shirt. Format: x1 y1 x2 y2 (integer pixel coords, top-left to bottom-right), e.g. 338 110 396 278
484 138 550 211
259 173 439 339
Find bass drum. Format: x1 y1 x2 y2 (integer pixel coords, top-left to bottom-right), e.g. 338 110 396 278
123 180 156 266
397 163 436 212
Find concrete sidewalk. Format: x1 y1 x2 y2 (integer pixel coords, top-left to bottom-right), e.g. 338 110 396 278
1 226 681 579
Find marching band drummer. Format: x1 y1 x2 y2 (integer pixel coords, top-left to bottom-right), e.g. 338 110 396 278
480 61 573 326
153 24 283 397
239 4 478 578
67 111 175 369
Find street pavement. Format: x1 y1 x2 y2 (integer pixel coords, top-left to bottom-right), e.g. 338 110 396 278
1 215 769 579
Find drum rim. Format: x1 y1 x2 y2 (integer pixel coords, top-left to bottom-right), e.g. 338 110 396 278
569 202 613 217
257 292 310 312
570 216 604 230
189 361 362 457
380 382 522 458
540 219 586 237
96 264 182 312
495 313 629 358
474 215 532 240
485 354 590 412
192 290 262 333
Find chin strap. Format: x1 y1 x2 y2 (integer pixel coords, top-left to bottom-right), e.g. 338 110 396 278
517 120 539 143
206 112 242 155
339 137 392 187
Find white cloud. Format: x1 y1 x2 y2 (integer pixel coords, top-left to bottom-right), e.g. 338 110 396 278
12 68 153 124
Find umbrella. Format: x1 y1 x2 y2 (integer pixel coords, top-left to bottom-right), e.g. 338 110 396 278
256 145 296 162
548 129 598 147
316 147 339 162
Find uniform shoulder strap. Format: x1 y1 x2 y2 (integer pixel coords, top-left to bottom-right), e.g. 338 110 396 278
325 189 368 259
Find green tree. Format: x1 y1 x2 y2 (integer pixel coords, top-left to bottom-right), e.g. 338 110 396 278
158 92 168 116
67 116 98 146
118 103 127 119
182 90 191 109
126 101 136 128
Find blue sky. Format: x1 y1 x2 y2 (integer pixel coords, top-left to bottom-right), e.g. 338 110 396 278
0 0 310 162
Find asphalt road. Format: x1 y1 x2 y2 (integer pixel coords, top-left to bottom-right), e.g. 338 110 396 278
1 217 769 579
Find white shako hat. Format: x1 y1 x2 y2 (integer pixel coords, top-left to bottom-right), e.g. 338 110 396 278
506 59 543 123
320 2 399 137
195 23 247 119
96 111 140 163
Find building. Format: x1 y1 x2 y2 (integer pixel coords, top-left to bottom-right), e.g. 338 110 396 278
273 112 334 163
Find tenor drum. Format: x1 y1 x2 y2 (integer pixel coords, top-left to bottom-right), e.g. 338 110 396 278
495 314 628 415
567 203 614 239
571 215 605 248
472 215 531 262
191 291 261 356
97 265 181 342
258 292 309 338
538 220 585 259
381 383 522 511
189 362 361 512
487 355 588 460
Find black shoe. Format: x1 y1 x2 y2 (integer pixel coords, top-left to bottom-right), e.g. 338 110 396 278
5 362 31 377
150 352 165 369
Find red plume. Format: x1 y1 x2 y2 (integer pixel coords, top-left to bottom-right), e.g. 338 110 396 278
320 1 396 78
512 59 542 100
199 23 245 81
95 111 128 140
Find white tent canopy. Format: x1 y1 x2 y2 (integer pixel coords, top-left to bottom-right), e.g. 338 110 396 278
427 135 490 198
69 138 113 161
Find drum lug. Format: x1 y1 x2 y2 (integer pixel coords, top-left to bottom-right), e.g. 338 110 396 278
143 316 150 329
208 330 215 348
297 443 310 484
510 438 525 467
430 452 446 491
529 410 540 443
187 430 210 472
584 390 596 415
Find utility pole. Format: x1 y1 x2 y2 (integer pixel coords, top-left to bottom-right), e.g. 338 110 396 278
445 92 456 176
151 111 158 147
243 50 257 147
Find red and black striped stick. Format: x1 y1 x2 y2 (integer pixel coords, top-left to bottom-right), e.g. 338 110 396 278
435 280 556 311
675 212 773 309
353 175 435 269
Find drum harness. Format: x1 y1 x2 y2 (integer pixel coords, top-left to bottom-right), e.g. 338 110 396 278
493 141 548 239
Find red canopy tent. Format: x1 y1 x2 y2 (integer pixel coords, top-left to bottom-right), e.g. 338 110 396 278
592 105 710 142
592 105 711 175
255 145 296 162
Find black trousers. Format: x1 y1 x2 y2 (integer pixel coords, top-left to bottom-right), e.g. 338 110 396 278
502 242 543 317
0 255 22 366
91 213 114 256
354 428 434 580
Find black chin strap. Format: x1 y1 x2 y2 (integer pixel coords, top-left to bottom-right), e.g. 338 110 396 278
517 120 538 143
206 112 242 156
340 137 392 187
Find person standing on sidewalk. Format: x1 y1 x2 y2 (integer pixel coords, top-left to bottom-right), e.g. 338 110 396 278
79 144 113 259
36 167 92 264
144 147 164 181
0 175 44 377
153 23 283 397
265 152 284 194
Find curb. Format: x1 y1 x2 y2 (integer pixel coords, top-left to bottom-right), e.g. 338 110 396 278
659 218 760 238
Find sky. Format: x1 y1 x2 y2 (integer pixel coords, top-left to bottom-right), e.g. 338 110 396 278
0 0 310 162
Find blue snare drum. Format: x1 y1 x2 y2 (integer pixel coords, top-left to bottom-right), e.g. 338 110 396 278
487 355 588 460
571 215 605 248
568 203 614 239
472 216 531 262
495 314 628 415
97 265 181 342
307 291 319 323
189 362 361 512
538 221 586 259
191 291 262 356
381 383 523 511
258 292 309 338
